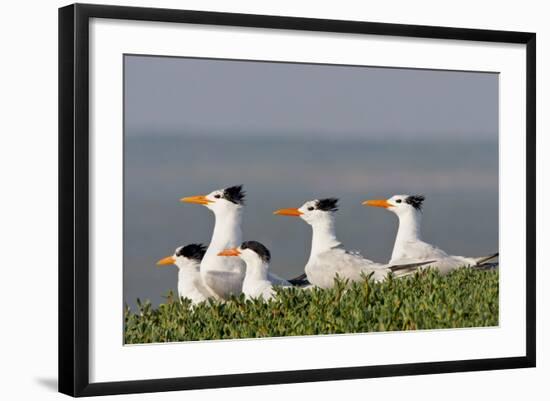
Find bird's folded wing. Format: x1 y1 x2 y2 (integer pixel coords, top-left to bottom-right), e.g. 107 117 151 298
397 241 449 261
267 271 291 286
386 260 436 277
316 249 378 281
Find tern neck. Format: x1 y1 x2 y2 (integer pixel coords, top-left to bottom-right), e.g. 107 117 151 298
243 258 270 282
209 207 243 252
177 262 200 291
392 209 422 260
309 215 341 260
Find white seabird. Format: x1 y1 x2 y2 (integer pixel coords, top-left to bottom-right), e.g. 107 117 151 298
156 243 216 304
218 241 290 301
181 185 289 299
274 198 429 289
180 185 247 299
363 194 498 275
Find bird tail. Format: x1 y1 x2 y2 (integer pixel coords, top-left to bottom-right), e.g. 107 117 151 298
474 252 499 266
387 260 435 277
472 252 499 269
287 273 310 287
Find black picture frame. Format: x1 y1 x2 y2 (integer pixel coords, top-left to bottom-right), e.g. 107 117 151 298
59 3 536 397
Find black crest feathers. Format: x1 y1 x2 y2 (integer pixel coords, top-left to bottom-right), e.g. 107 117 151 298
176 243 207 261
223 185 246 205
405 195 425 211
316 198 339 212
241 241 271 263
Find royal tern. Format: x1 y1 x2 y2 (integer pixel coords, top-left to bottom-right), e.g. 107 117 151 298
180 185 247 299
218 241 290 300
156 243 215 304
274 198 429 288
363 195 498 274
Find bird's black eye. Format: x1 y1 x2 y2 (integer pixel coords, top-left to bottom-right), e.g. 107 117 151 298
396 199 402 203
307 206 314 211
214 194 221 199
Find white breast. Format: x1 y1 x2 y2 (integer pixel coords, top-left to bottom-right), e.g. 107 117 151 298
200 253 246 299
242 278 277 300
177 267 213 304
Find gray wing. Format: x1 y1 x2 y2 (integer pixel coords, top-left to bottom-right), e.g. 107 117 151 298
392 240 449 262
307 249 388 288
267 271 291 286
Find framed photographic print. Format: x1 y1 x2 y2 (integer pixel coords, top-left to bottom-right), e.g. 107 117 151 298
58 3 536 397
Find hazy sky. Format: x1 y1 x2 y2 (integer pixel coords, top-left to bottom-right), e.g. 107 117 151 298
124 55 498 140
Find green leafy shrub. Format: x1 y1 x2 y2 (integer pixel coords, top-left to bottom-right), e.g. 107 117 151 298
124 268 499 344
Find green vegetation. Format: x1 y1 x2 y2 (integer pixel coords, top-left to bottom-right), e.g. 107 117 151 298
124 268 499 344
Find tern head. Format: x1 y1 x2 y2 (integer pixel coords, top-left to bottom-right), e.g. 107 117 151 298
217 240 271 266
180 185 245 214
156 243 207 270
362 194 425 216
273 198 339 225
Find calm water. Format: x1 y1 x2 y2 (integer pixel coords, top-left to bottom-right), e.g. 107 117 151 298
124 135 498 308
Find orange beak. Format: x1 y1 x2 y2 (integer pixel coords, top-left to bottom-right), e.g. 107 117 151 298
156 256 176 266
217 248 241 257
362 199 391 208
273 208 303 217
180 195 212 205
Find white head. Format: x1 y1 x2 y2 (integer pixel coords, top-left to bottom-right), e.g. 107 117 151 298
217 240 271 267
180 185 245 215
363 194 425 217
156 243 207 270
273 198 339 226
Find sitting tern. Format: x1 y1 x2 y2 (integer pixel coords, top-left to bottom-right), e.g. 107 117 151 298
363 195 498 274
218 241 290 300
156 243 216 304
181 185 289 299
274 198 430 289
180 185 247 299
